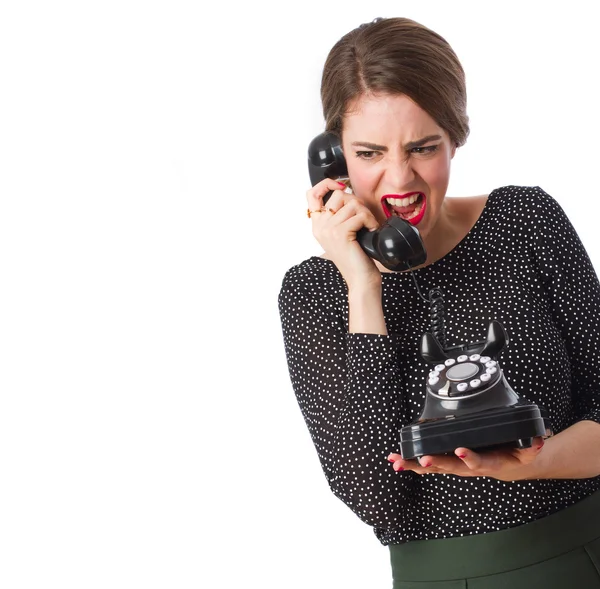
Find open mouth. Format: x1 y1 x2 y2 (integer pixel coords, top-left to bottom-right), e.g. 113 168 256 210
381 192 426 226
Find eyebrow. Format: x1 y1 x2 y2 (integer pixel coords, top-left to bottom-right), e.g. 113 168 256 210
351 135 443 151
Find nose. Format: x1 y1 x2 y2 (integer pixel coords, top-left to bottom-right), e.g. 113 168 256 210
385 157 416 189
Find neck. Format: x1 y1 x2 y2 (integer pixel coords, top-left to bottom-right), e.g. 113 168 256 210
422 200 464 265
375 197 476 273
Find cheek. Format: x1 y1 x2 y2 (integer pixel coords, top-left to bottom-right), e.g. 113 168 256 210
426 158 452 193
346 161 378 194
345 166 387 218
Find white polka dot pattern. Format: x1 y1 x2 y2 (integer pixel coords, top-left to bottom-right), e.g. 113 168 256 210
278 186 600 545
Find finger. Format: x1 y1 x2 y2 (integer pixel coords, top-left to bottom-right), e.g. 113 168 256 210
512 437 545 464
417 455 434 468
420 454 467 473
335 200 379 230
392 460 406 472
387 453 418 472
414 455 457 475
323 207 379 241
399 456 437 474
454 447 485 470
387 453 407 472
319 190 351 216
306 179 348 209
307 189 350 224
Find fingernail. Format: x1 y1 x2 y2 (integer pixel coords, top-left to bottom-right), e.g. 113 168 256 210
337 181 346 187
458 454 467 459
422 462 431 468
387 457 395 462
395 467 404 472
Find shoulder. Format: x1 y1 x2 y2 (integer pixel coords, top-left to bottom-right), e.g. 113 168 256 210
281 256 339 283
487 185 558 214
278 257 348 321
448 186 559 227
476 186 568 234
484 186 578 248
279 256 345 301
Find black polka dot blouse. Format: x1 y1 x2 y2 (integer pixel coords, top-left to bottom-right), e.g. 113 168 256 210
278 186 600 545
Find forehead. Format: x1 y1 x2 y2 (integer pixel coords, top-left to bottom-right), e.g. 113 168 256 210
342 93 444 140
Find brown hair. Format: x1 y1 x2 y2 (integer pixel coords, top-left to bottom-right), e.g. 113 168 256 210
321 17 469 147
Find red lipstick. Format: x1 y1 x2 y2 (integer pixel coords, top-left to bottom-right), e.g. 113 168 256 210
381 192 427 226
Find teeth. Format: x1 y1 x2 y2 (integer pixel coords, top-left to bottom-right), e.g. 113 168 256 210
386 194 420 207
408 200 424 218
397 199 424 220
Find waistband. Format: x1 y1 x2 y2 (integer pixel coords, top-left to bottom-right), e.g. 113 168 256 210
390 490 600 582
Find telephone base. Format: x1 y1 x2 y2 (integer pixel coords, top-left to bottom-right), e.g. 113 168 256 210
399 403 550 460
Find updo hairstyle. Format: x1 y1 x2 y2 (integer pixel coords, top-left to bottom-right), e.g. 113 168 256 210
321 17 470 147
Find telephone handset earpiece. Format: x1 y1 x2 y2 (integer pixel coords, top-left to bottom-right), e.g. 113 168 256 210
307 132 427 271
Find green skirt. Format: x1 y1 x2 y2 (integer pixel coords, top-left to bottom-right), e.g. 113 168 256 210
390 491 600 588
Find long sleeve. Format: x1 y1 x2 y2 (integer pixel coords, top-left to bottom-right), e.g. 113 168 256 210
532 188 600 425
278 260 412 528
278 187 600 546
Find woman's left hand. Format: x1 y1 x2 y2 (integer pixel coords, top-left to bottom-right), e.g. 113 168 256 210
387 437 546 482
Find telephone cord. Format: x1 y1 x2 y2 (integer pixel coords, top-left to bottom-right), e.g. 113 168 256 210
409 272 447 348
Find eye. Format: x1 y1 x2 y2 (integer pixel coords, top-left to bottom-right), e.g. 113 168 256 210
355 150 379 160
410 145 439 156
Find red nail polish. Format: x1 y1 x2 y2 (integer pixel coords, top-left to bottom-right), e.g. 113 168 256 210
388 457 395 462
397 467 404 472
337 181 346 187
422 462 431 468
459 454 467 458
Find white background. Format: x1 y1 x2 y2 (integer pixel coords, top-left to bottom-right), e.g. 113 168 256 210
0 1 598 588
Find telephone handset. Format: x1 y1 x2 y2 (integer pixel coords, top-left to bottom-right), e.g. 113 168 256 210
307 132 427 271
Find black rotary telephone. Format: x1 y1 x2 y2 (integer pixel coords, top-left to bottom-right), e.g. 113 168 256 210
307 132 553 458
400 318 553 458
307 132 426 271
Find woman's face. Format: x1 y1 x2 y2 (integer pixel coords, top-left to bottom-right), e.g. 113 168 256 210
341 93 456 242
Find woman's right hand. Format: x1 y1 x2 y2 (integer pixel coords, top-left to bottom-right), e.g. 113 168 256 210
307 178 381 289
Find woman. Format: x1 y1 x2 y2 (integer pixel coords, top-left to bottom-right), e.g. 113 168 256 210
278 16 600 588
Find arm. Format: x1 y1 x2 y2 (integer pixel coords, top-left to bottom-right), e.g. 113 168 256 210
347 282 387 334
278 263 411 528
388 418 600 481
524 188 600 477
525 420 600 479
390 188 600 481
